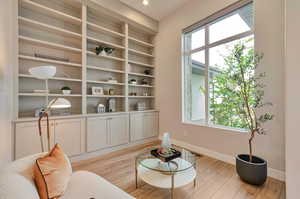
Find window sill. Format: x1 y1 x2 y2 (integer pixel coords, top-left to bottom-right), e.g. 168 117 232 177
182 121 249 134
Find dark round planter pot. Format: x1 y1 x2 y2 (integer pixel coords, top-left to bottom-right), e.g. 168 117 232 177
236 154 267 186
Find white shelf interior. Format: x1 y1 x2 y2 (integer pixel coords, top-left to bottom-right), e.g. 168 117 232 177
17 0 156 119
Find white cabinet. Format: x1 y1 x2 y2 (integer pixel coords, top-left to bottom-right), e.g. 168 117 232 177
15 121 55 159
110 115 129 147
15 118 85 159
87 117 109 152
87 114 129 152
130 112 159 142
54 119 85 157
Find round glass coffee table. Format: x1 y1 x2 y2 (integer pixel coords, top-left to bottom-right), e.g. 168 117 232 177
135 146 197 199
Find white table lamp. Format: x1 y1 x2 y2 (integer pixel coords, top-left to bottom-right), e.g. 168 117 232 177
29 66 56 106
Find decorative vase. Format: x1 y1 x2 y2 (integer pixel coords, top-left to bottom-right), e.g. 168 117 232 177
161 132 171 152
236 154 267 186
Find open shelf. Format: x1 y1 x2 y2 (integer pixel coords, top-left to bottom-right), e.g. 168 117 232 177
87 95 125 98
19 17 82 39
129 48 154 58
129 84 154 88
19 93 82 97
129 36 154 48
128 96 155 98
21 0 82 25
128 60 154 68
87 51 125 62
87 65 124 74
87 22 125 38
19 36 82 53
87 36 125 50
87 80 125 86
19 55 82 68
19 74 82 82
128 72 154 78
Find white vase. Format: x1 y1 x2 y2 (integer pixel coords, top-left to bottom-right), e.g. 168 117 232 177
161 132 171 151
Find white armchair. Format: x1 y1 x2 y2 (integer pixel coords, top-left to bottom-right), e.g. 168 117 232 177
0 154 135 199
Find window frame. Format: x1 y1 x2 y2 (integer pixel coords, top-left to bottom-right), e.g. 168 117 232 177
181 0 254 132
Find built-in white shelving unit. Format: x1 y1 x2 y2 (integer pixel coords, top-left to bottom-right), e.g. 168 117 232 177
17 0 156 119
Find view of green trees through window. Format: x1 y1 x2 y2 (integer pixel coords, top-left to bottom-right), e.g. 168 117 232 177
209 39 254 129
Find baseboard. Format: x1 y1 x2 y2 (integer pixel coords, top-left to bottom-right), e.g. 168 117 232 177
159 137 285 182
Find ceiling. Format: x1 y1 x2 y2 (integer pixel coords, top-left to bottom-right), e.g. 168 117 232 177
119 0 192 21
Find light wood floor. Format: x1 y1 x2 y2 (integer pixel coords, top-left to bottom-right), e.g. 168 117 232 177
73 142 285 199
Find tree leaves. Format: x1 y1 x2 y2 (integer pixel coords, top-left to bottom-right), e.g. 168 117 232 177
209 41 273 134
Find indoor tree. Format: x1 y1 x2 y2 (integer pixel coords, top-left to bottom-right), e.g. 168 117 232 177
209 41 274 162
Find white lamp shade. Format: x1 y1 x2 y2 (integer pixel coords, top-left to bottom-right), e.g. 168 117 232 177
49 98 71 109
29 66 56 79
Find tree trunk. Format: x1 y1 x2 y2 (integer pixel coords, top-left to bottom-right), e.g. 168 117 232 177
249 131 255 162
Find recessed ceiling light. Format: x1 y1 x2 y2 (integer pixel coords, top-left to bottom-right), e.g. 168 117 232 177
143 0 149 6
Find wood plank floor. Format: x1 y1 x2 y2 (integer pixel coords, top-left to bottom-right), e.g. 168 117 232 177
72 142 285 199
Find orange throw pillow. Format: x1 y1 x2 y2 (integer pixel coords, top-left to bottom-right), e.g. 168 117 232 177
34 144 72 199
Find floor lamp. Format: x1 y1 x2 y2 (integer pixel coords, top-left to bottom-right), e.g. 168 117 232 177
29 66 71 152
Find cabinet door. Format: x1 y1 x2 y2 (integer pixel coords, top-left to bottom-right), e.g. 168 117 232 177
130 113 144 142
15 121 54 159
144 112 159 138
109 115 129 147
54 118 85 157
87 117 109 152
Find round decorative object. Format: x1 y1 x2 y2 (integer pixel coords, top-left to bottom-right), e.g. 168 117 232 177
29 66 56 79
49 98 71 109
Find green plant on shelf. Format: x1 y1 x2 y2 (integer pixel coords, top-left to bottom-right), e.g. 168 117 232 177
61 86 71 90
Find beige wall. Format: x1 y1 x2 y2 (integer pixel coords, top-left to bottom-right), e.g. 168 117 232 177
0 0 15 167
155 0 285 172
285 0 300 197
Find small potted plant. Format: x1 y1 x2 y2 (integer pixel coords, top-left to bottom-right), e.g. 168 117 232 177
61 86 72 95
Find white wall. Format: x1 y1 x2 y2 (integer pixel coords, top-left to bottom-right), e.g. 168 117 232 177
0 0 15 167
156 0 285 174
285 0 300 198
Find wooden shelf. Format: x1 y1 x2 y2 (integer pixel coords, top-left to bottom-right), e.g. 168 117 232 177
87 80 125 86
19 74 82 82
19 93 82 97
19 36 82 53
87 65 124 74
128 96 155 98
87 36 125 50
19 55 82 68
87 22 125 38
87 95 125 98
129 36 154 48
87 51 125 62
128 72 154 78
128 60 154 68
128 84 154 88
21 0 82 25
129 48 154 58
16 0 156 119
19 17 82 39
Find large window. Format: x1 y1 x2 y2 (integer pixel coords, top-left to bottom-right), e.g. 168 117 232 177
182 1 254 130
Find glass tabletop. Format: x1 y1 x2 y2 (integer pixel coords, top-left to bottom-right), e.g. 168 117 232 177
136 145 197 173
